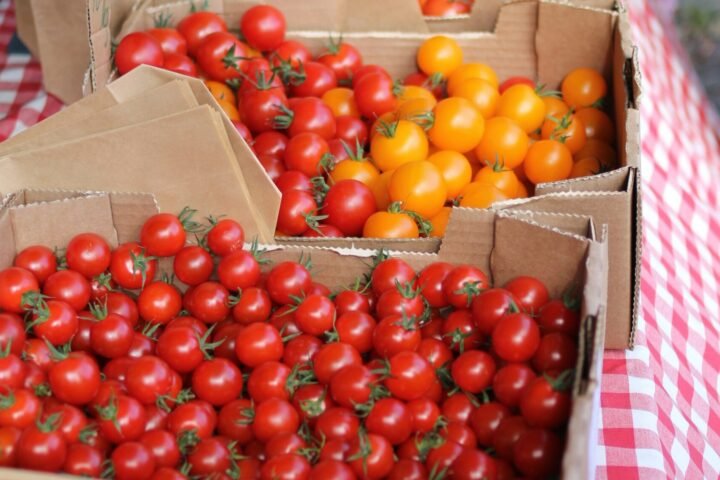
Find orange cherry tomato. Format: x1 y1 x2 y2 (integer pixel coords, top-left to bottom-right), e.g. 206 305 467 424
540 112 587 155
217 99 241 122
523 139 573 184
542 97 569 119
397 85 437 106
458 182 508 208
370 111 400 140
427 150 472 200
499 76 534 94
475 117 529 169
396 97 437 130
496 84 546 133
452 78 499 119
205 80 236 104
561 67 607 108
516 181 530 198
428 97 484 153
447 63 499 94
389 160 447 218
429 206 451 237
416 35 463 78
474 164 522 198
330 159 380 187
363 209 420 239
570 156 602 178
575 107 615 144
574 139 617 169
370 170 394 211
322 88 359 117
371 120 429 172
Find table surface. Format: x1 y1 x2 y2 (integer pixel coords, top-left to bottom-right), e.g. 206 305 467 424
1 0 720 478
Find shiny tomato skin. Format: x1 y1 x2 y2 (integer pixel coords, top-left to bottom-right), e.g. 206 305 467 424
43 269 91 312
265 262 312 305
192 358 243 406
492 312 541 363
207 219 245 257
289 61 338 98
371 258 416 297
177 11 228 56
112 441 155 480
66 233 112 277
63 443 103 477
140 429 180 469
472 288 518 335
148 27 187 55
218 399 254 445
492 363 536 409
166 400 217 439
417 262 453 308
235 323 284 368
240 5 286 51
0 267 39 313
322 179 376 237
116 32 163 75
16 422 67 472
317 42 363 82
504 276 550 315
313 342 362 385
14 246 57 284
173 246 214 286
49 353 100 406
252 398 300 443
110 243 158 290
348 433 394 480
384 351 435 401
125 356 173 405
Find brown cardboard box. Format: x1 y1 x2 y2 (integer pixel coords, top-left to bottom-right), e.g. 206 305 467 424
83 0 640 348
13 0 136 103
0 189 608 480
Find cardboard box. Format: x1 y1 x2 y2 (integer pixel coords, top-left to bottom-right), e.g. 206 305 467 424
0 189 608 480
81 0 640 348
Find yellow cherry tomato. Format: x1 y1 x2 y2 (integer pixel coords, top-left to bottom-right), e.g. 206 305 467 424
389 161 447 218
427 150 472 200
217 99 240 122
370 111 399 140
574 139 617 169
417 36 463 79
542 96 570 119
447 63 499 94
370 170 394 211
371 120 429 172
429 206 451 238
570 156 602 178
458 182 508 208
475 117 529 169
496 84 546 133
516 181 530 198
363 209 420 239
428 97 484 153
575 107 616 144
452 78 499 119
205 80 236 104
396 97 437 130
322 87 359 118
397 85 437 106
540 112 587 155
474 165 522 198
330 159 380 187
523 139 573 184
561 67 607 108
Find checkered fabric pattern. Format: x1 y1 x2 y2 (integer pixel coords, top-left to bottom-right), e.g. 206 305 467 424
1 0 720 477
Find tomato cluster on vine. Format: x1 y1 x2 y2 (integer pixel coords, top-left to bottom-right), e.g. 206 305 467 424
115 5 618 240
0 207 581 479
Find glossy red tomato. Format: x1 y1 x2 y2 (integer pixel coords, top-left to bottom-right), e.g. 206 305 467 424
0 267 39 313
442 309 483 353
49 352 100 406
272 40 311 68
28 299 77 346
416 338 453 370
96 394 146 443
162 53 197 76
277 189 318 236
186 282 230 323
283 132 330 177
532 332 578 373
289 61 337 98
166 400 217 439
112 441 155 480
110 243 158 290
441 393 474 424
140 429 180 469
63 443 103 477
492 363 536 408
425 440 463 475
354 71 397 118
492 312 541 363
334 311 376 353
373 314 421 358
520 374 572 429
14 246 56 284
292 383 334 425
472 288 518 335
493 415 528 461
116 32 163 75
43 269 91 312
450 448 497 480
265 261 312 305
248 361 291 402
469 402 511 447
513 429 563 478
147 27 187 55
191 358 243 406
0 313 25 356
217 251 260 292
187 437 231 477
451 350 496 393
240 5 286 51
138 282 181 324
66 233 111 278
141 212 190 258
177 11 227 56
335 115 369 145
504 276 550 314
322 179 377 237
317 41 363 82
207 219 245 257
232 287 272 325
371 258 416 296
366 398 413 445
313 342 362 385
538 298 580 337
241 87 288 134
217 399 254 444
328 364 376 408
253 131 289 159
126 356 173 405
16 416 67 472
442 265 489 309
311 459 356 479
173 246 213 286
278 96 336 140
90 313 133 358
348 433 394 480
293 294 335 336
417 262 453 308
384 351 434 401
265 432 307 458
0 389 40 429
235 323 284 368
252 398 300 443
275 171 312 193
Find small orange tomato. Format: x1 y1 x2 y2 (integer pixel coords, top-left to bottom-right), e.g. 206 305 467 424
397 97 437 131
475 117 529 169
370 170 394 211
516 181 530 198
205 80 236 104
458 182 508 208
561 67 607 108
474 164 522 198
523 139 573 184
570 156 602 178
330 159 380 187
397 85 437 106
322 88 359 117
540 112 587 155
429 206 452 237
416 35 463 78
371 120 429 172
574 139 617 169
575 107 616 144
496 84 546 133
452 78 499 119
447 63 499 94
428 97 484 153
542 96 570 119
217 99 241 122
363 209 420 239
389 160 447 218
427 150 472 200
370 111 400 140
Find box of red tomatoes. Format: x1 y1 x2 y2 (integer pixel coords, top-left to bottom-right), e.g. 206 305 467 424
83 0 640 349
0 188 608 479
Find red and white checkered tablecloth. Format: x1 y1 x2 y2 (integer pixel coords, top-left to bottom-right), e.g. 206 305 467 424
1 0 720 477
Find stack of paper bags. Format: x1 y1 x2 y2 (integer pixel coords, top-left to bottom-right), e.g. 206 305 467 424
0 66 280 243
